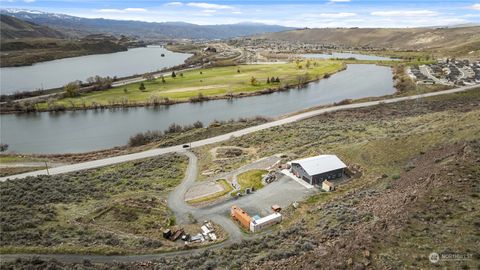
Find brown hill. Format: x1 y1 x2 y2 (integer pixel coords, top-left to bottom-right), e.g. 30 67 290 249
0 14 65 39
257 27 480 55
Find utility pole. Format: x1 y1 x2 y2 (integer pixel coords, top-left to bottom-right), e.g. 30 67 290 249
44 161 50 175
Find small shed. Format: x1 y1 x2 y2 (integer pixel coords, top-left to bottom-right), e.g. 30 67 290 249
322 180 335 192
163 229 172 239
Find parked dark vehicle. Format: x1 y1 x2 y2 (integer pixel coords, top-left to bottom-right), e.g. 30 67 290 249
183 144 190 148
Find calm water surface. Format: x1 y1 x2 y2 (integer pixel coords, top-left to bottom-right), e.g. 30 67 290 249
1 64 395 154
0 46 191 94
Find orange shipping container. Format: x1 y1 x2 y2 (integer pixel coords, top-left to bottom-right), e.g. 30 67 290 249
231 205 252 230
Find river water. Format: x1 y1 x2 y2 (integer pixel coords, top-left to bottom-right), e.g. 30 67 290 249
303 52 397 61
0 46 192 94
1 64 395 154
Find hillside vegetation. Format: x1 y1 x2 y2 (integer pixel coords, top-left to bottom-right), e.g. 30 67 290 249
258 27 480 57
0 14 65 39
1 9 294 39
4 88 479 269
0 15 145 67
0 154 189 255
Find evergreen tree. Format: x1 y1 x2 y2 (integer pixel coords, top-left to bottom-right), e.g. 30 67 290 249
139 82 146 91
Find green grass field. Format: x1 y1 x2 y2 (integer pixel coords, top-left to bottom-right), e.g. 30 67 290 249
40 61 344 109
237 169 267 192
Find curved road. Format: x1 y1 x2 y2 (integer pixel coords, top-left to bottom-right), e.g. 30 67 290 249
1 150 311 263
167 150 244 243
0 150 246 263
2 85 478 263
1 84 478 182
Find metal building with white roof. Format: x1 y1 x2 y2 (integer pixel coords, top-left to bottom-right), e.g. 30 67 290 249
290 155 346 185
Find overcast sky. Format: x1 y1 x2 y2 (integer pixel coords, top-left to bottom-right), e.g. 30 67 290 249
1 0 479 27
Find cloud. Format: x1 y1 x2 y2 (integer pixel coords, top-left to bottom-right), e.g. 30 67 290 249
329 0 351 2
371 10 438 17
232 11 243 14
23 0 35 2
186 2 233 9
165 2 183 6
124 8 147 12
202 9 216 13
318 12 357 18
471 3 480 10
97 8 147 13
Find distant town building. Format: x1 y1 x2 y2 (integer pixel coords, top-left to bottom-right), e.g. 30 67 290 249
290 155 346 185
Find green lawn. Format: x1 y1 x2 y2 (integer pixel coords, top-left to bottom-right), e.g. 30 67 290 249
0 155 45 163
237 169 267 192
40 61 344 109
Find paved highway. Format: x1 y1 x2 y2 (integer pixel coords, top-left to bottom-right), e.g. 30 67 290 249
1 84 479 182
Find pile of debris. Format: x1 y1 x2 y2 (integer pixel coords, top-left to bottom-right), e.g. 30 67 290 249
190 221 217 243
162 228 184 242
163 221 217 244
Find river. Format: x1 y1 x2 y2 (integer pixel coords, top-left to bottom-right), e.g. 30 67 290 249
0 64 395 154
303 52 397 61
0 46 192 94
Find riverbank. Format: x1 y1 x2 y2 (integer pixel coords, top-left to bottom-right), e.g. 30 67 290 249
0 64 396 153
0 86 478 265
1 84 477 181
0 46 194 101
0 36 147 68
2 60 345 114
0 116 271 176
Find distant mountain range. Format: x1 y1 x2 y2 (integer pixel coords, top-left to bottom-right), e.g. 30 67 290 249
0 9 295 40
0 14 66 39
0 14 147 67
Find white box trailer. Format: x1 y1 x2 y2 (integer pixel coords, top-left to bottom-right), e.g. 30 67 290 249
249 212 282 232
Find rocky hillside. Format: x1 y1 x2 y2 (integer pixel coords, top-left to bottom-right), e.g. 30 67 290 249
3 89 479 269
0 15 146 67
0 14 65 39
